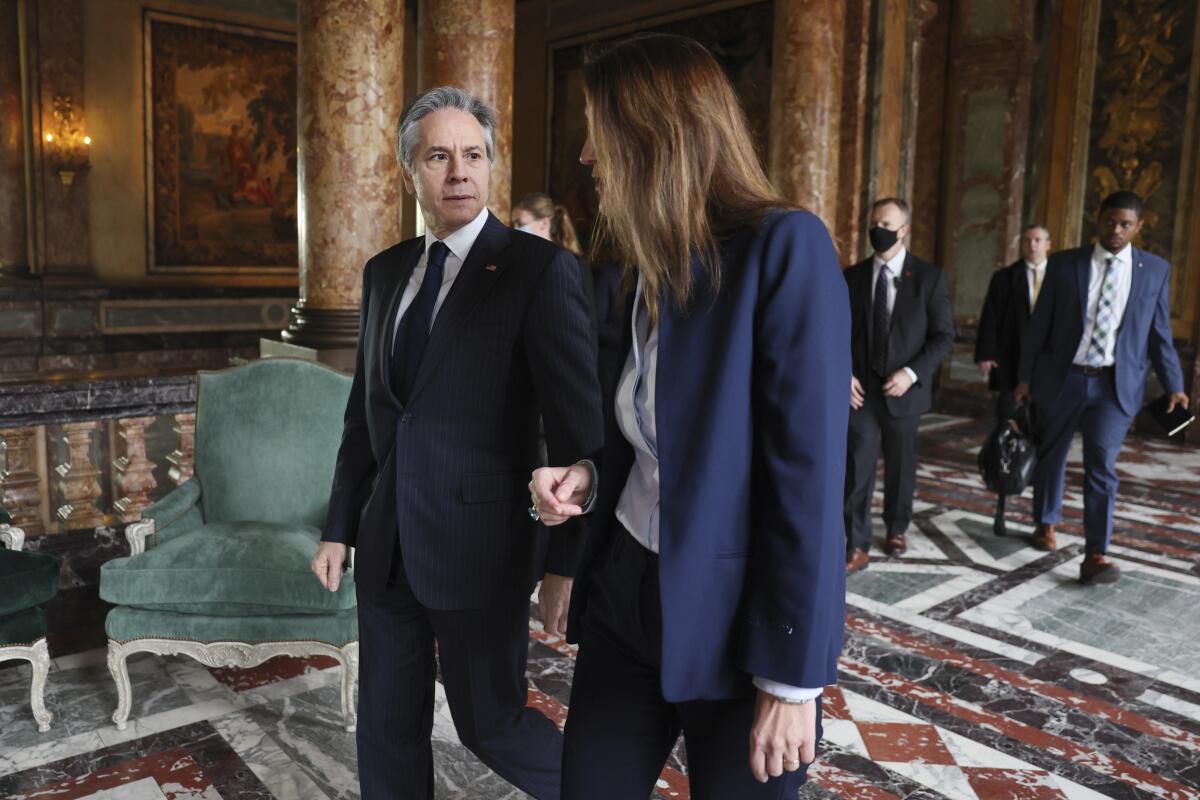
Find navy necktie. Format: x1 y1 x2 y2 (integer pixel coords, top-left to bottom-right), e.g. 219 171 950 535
392 241 449 403
871 265 891 377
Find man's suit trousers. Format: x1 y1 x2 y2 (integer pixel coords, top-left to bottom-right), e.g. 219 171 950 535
355 551 563 800
844 373 921 552
1032 368 1136 554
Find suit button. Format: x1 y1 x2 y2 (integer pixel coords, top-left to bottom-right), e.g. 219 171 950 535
401 413 413 424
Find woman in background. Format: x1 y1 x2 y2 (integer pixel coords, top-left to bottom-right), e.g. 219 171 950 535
513 193 597 334
530 34 851 799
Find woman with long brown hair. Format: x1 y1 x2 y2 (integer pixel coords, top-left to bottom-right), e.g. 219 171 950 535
530 34 851 798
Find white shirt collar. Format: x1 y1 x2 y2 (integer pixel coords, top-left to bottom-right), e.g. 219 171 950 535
874 246 907 275
1092 241 1131 266
424 207 490 263
1025 259 1046 272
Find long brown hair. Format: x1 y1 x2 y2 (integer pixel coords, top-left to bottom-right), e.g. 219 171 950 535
514 192 583 256
583 34 791 321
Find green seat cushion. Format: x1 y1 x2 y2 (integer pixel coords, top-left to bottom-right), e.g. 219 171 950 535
0 607 47 647
0 550 59 616
100 521 355 616
105 605 357 647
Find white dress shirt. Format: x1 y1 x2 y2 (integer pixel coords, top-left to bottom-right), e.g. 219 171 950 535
1025 259 1046 305
871 247 919 384
391 207 490 351
1072 242 1133 367
614 275 821 703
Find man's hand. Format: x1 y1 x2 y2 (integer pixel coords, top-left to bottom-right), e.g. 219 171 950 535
749 691 819 783
1014 382 1031 404
883 369 914 397
850 376 865 410
311 541 348 592
530 464 593 527
978 360 997 377
1167 392 1191 414
538 573 573 636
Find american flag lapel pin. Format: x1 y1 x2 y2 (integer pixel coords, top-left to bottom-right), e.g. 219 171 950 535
485 264 498 272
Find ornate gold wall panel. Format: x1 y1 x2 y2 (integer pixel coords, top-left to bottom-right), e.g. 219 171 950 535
1081 0 1198 332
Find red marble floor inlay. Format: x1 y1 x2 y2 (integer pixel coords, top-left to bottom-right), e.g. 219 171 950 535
963 767 1067 800
807 762 903 800
845 614 1200 752
208 654 340 691
823 685 852 721
856 722 957 765
526 685 569 729
22 746 210 799
841 657 1197 798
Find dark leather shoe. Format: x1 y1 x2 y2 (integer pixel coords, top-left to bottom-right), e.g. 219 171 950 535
884 533 907 557
1031 524 1056 551
1079 553 1121 584
845 549 870 574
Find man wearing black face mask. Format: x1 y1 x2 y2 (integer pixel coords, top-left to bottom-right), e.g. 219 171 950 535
843 197 955 574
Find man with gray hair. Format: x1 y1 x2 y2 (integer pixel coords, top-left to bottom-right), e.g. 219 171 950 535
311 86 603 799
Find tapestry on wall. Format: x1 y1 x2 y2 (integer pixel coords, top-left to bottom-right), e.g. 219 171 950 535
1082 0 1198 315
547 3 773 253
144 11 297 273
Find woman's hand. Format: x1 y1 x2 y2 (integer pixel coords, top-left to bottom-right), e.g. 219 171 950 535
748 690 818 782
529 464 593 526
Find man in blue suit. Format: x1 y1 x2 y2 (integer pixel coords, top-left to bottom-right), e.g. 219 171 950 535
1015 191 1188 583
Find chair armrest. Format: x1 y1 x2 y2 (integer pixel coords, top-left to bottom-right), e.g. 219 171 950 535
0 524 25 551
128 479 203 555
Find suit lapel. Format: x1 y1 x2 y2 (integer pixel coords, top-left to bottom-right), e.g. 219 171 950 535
858 260 874 336
378 241 425 409
1076 248 1091 324
1129 246 1148 301
889 253 917 337
406 212 511 405
1013 261 1031 319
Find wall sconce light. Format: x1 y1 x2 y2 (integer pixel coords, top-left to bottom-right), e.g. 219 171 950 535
43 95 91 186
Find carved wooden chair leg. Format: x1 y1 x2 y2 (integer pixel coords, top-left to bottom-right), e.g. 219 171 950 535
28 638 53 732
107 640 134 730
341 641 359 732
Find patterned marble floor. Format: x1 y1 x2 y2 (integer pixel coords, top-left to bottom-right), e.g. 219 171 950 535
2 414 1199 799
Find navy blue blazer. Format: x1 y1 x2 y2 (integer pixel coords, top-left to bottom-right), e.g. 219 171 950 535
322 213 604 609
1018 245 1184 416
567 210 851 701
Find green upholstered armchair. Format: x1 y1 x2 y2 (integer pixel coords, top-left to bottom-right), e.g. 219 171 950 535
99 358 359 731
0 507 60 732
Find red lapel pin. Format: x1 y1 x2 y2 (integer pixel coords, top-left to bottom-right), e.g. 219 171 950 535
485 264 498 272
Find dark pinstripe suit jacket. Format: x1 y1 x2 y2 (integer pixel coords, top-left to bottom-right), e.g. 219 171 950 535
322 212 604 609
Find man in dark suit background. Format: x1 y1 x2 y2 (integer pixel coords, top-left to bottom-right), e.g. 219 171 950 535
976 224 1051 421
1015 191 1187 584
310 87 603 799
844 197 955 574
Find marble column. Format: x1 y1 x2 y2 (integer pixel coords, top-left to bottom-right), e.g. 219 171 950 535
418 0 514 221
54 421 103 530
112 416 157 522
166 412 195 486
0 426 44 535
0 0 29 276
769 0 844 233
284 0 405 366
